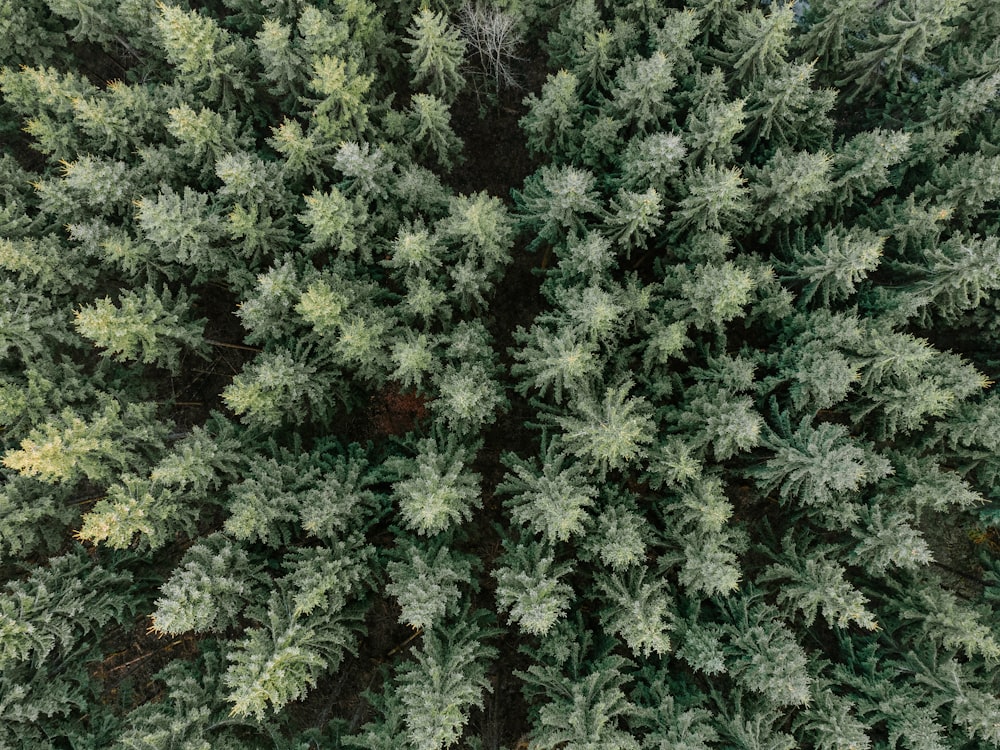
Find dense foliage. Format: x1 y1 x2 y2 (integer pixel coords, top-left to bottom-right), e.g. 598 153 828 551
3 0 1000 747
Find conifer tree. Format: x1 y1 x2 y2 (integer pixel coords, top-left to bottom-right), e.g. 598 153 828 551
554 379 656 475
494 539 574 636
406 92 463 170
394 617 497 750
521 69 585 158
384 431 482 536
155 3 253 106
404 7 466 103
74 285 208 373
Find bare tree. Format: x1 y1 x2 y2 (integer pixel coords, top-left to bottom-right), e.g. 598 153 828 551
458 2 525 95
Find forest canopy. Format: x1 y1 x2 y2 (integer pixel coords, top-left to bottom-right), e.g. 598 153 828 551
3 0 1000 747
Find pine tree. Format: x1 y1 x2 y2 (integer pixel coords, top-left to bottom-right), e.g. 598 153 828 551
610 50 676 132
839 0 965 99
721 594 813 707
684 87 747 167
510 322 600 403
618 131 686 193
306 54 373 141
395 617 497 750
749 148 833 231
850 502 933 574
155 3 253 106
223 589 363 719
587 499 650 573
514 165 602 250
76 473 201 550
830 129 911 211
117 646 250 750
749 413 891 514
255 17 305 101
603 187 663 255
518 635 640 750
134 186 225 277
498 439 597 544
404 7 466 103
521 69 585 158
720 1 795 84
494 539 573 636
386 541 473 631
743 62 835 151
300 185 368 259
2 399 167 484
74 285 208 373
151 533 259 634
669 164 751 235
793 685 872 750
783 227 885 306
596 567 674 657
406 93 463 170
223 348 340 428
384 431 482 536
761 536 879 630
0 547 133 669
797 0 870 70
224 541 369 719
553 379 657 475
677 260 757 330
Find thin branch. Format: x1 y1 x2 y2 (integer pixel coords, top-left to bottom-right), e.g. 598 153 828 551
204 338 262 353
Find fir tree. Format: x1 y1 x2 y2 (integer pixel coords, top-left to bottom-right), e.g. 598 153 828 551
384 431 482 536
404 7 466 103
73 285 208 373
395 617 497 750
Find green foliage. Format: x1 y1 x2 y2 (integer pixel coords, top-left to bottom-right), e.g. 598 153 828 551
385 432 482 536
518 630 640 750
155 3 252 106
761 536 879 630
7 0 1000 745
603 187 663 255
720 1 795 84
404 8 466 102
405 93 463 170
783 227 885 306
721 594 813 707
749 148 832 230
2 399 168 484
223 348 343 428
224 541 369 719
151 533 258 634
497 440 597 543
521 69 584 158
394 617 497 750
610 50 675 132
554 380 656 475
514 164 602 250
386 541 473 630
495 539 573 636
76 473 201 550
750 413 892 516
0 547 132 669
74 285 208 373
117 646 251 750
669 164 751 235
596 567 673 657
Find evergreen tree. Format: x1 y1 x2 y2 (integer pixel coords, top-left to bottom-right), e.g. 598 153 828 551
74 285 208 373
384 431 482 536
394 617 497 750
494 539 574 636
554 379 657 475
404 7 466 103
